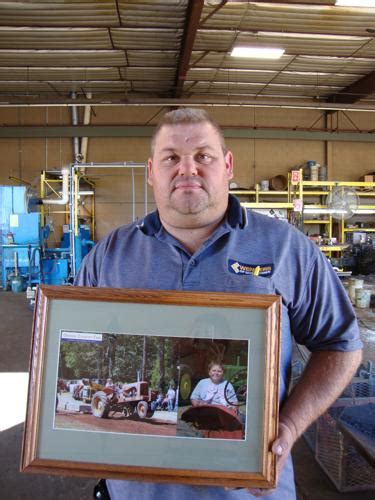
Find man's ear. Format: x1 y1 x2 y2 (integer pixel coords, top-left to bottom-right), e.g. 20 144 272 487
225 151 234 180
147 158 153 186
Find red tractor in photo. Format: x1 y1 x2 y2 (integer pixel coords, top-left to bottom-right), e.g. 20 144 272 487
91 381 157 419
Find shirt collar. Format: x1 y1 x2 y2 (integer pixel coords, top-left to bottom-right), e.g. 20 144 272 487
137 194 246 236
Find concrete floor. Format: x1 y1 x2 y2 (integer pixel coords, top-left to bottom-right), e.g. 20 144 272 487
0 291 373 500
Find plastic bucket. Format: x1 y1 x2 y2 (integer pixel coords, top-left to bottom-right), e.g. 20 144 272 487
348 278 364 304
355 288 371 308
260 180 269 191
11 275 23 293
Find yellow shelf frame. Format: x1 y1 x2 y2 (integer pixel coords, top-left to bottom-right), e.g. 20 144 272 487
231 170 375 253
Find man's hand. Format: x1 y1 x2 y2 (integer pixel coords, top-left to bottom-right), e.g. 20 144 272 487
246 420 296 497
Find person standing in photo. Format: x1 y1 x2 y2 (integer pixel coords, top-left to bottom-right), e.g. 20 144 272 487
167 385 176 412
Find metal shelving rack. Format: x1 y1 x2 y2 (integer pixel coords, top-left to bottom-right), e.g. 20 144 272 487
230 171 375 254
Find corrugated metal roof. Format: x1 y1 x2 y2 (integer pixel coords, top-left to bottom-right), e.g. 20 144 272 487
0 67 121 80
0 50 126 67
0 1 119 26
0 0 374 107
119 0 188 28
126 50 178 67
111 28 183 50
202 2 375 37
0 28 112 49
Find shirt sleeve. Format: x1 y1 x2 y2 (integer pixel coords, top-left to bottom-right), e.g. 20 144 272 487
290 248 362 352
73 236 106 286
190 379 206 402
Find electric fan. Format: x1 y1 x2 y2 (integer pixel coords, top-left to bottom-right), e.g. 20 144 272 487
326 186 359 220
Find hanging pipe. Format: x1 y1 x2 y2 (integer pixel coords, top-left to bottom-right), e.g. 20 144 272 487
80 91 92 172
41 167 70 205
71 91 81 164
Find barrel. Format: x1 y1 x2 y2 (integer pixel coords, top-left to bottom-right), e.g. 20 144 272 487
269 175 287 191
318 165 327 181
310 164 319 182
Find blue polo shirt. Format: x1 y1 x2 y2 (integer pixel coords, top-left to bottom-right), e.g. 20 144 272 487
75 195 361 500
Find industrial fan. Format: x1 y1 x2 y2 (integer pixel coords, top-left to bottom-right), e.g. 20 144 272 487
326 186 359 220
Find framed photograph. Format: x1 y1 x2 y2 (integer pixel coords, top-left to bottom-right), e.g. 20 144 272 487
22 285 281 489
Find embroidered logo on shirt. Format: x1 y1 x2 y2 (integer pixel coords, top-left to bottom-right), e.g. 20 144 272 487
228 259 274 277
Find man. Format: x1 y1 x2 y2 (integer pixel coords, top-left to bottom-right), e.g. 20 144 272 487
167 385 176 412
75 108 362 499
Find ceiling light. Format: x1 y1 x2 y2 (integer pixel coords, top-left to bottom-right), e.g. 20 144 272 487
231 47 285 59
335 0 375 6
257 31 368 41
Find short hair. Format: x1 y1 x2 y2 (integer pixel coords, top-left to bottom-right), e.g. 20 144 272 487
150 108 227 156
208 361 224 372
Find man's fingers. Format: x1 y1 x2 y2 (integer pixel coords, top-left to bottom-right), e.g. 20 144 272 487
224 487 276 497
247 488 276 497
225 422 295 497
272 420 295 456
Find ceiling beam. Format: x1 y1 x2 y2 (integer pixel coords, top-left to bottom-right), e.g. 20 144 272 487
327 71 375 104
0 95 374 111
174 0 204 98
0 125 374 142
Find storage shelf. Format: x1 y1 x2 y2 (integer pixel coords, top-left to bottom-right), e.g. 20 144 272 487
233 173 375 250
241 202 293 209
319 245 350 252
302 180 375 188
230 190 288 196
344 228 375 232
304 220 331 224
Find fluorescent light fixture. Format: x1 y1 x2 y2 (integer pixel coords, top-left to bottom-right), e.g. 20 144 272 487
303 207 375 214
336 0 375 6
257 31 367 41
303 207 347 214
231 47 285 59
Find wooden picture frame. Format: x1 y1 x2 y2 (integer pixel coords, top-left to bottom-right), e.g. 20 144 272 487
21 285 281 489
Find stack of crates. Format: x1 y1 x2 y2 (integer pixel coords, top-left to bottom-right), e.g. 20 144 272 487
292 335 375 493
315 404 374 492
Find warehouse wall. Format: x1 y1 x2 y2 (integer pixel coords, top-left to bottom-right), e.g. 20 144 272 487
0 105 374 241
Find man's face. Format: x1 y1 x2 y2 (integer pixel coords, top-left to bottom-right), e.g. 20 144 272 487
148 121 233 229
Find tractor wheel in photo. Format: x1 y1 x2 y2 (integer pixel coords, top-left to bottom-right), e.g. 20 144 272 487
146 409 154 418
179 370 192 403
137 400 148 419
91 391 110 418
224 368 247 407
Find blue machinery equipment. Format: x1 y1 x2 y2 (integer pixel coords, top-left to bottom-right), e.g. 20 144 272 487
1 162 147 294
0 171 95 292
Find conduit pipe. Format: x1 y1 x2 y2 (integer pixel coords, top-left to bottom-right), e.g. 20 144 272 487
42 167 70 205
71 91 81 163
80 91 92 170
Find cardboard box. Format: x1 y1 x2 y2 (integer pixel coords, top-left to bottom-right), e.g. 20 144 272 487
359 174 375 190
362 175 375 183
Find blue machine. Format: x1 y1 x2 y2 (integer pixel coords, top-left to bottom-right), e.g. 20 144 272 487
0 185 94 291
0 187 40 289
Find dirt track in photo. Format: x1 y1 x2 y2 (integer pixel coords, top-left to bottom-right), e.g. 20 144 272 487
55 411 176 436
